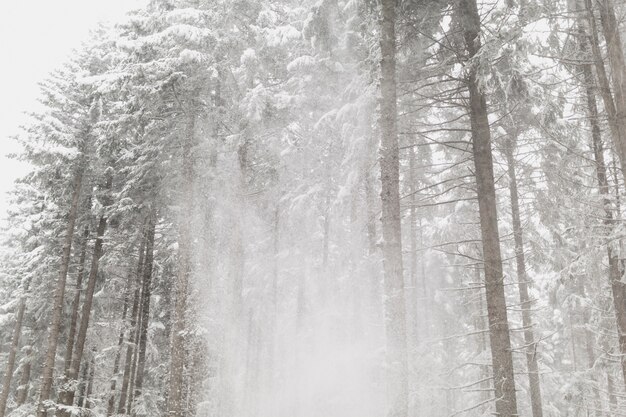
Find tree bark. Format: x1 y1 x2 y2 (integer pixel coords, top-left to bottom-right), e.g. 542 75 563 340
459 0 519 415
118 235 147 414
61 226 89 386
0 279 30 417
106 255 137 416
133 211 156 410
378 0 408 416
58 175 112 416
585 0 626 178
579 18 626 387
126 318 142 415
36 162 85 417
504 134 543 417
85 350 96 409
75 358 89 409
167 112 196 417
598 0 626 168
15 344 32 407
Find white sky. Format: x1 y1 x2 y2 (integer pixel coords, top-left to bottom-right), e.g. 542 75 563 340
0 0 146 221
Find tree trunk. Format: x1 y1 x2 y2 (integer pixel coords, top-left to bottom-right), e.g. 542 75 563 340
58 174 111 415
0 279 30 417
36 162 84 417
133 211 156 410
15 344 32 407
408 145 419 342
85 350 96 409
118 236 147 414
459 0 519 415
585 0 626 178
378 0 408 416
106 257 137 416
59 226 89 399
580 21 626 386
126 319 142 415
598 0 626 167
167 112 196 417
504 135 544 417
75 356 89 408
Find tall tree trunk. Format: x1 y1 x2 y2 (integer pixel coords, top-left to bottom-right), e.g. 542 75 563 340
167 112 196 417
84 350 96 410
58 175 111 416
59 226 89 402
504 135 544 417
133 211 156 410
15 344 32 407
118 236 147 415
126 318 142 415
0 279 30 417
267 206 280 416
378 0 408 415
579 18 626 387
36 162 84 417
585 0 626 177
598 0 626 166
459 0 519 415
106 257 137 416
408 145 419 342
75 358 89 409
365 168 381 307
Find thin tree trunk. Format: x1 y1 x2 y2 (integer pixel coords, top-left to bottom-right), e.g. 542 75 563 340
58 175 111 415
133 211 156 409
36 163 85 417
504 135 544 417
58 226 90 407
126 317 142 415
118 236 147 414
267 206 279 416
64 226 90 376
378 0 408 415
459 0 519 415
0 279 30 417
106 261 137 416
408 145 419 342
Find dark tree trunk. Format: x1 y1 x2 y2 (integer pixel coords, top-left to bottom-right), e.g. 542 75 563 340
459 0 519 415
58 174 112 416
118 236 147 414
378 0 408 415
504 134 544 417
85 351 96 409
106 257 137 416
580 16 626 388
15 344 32 407
0 279 30 417
126 319 142 415
167 112 196 417
76 356 89 409
585 0 626 176
133 211 156 407
36 163 85 417
59 226 90 405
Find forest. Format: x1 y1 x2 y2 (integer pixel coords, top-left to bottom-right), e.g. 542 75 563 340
1 0 626 416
